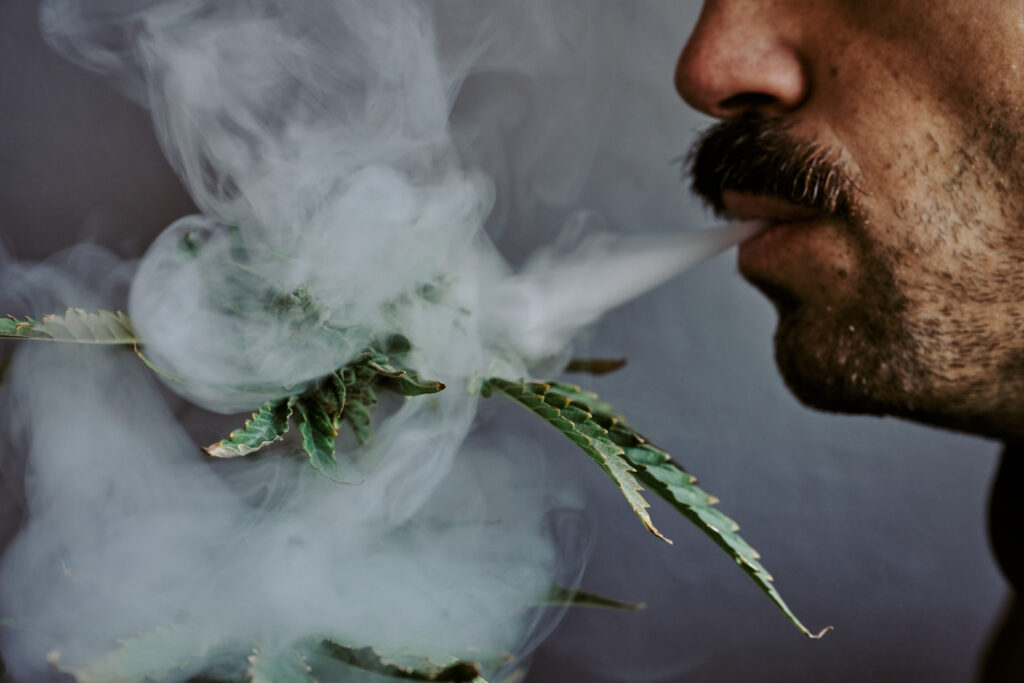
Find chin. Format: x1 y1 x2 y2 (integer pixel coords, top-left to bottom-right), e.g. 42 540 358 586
766 294 916 417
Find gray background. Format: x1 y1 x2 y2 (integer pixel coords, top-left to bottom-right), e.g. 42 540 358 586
0 2 1006 681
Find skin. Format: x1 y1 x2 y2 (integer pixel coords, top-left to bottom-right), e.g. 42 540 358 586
674 1 1024 439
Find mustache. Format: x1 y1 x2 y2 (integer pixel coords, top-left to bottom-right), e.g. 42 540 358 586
687 113 859 220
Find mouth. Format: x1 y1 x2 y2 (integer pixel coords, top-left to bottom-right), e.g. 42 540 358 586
721 191 830 277
721 191 820 225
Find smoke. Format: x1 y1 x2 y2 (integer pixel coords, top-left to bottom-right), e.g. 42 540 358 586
1 2 751 681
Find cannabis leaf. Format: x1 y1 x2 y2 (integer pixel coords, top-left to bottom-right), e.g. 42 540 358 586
3 307 823 636
483 378 828 638
204 335 445 477
481 378 667 542
247 647 315 683
539 586 645 611
54 624 211 683
309 640 485 682
295 395 341 474
0 309 136 344
0 309 446 478
205 399 296 458
55 627 489 683
608 416 830 638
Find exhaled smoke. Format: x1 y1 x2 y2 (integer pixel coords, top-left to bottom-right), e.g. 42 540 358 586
1 2 751 681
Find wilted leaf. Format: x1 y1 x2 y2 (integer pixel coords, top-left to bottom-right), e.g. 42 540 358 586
538 586 644 611
0 309 136 344
205 398 295 458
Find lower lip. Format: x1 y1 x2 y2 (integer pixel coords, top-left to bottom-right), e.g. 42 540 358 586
736 218 826 277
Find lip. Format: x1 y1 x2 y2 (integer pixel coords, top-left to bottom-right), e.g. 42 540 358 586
721 191 829 277
721 191 819 224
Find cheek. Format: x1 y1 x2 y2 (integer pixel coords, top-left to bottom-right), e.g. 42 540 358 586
790 224 863 306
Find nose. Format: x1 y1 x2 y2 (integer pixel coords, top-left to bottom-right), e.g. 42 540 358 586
675 2 809 118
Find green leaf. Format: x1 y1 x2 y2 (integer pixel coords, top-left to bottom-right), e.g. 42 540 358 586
200 336 444 473
538 586 645 611
308 640 484 682
542 381 614 415
484 377 829 638
56 625 208 683
0 309 136 344
339 380 377 446
482 378 667 543
383 370 447 397
314 372 347 418
609 427 830 638
247 647 315 683
360 343 445 398
205 398 295 458
295 397 339 475
382 333 413 356
178 230 203 259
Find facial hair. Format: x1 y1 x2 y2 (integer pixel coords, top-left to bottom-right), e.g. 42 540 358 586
686 114 946 422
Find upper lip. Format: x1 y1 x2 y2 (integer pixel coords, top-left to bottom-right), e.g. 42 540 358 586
720 190 820 224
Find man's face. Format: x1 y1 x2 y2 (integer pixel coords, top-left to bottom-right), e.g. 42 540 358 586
679 0 1024 438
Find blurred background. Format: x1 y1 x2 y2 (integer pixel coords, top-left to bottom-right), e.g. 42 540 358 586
0 2 1005 681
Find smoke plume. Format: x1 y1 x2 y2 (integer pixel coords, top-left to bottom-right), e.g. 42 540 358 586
0 2 752 680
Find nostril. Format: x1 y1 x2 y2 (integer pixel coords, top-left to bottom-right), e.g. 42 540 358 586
718 92 778 113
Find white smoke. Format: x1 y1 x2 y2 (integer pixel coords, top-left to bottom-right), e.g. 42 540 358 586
0 2 753 681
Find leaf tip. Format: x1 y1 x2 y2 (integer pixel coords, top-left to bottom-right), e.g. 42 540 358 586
809 625 834 639
647 524 672 545
203 443 229 458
